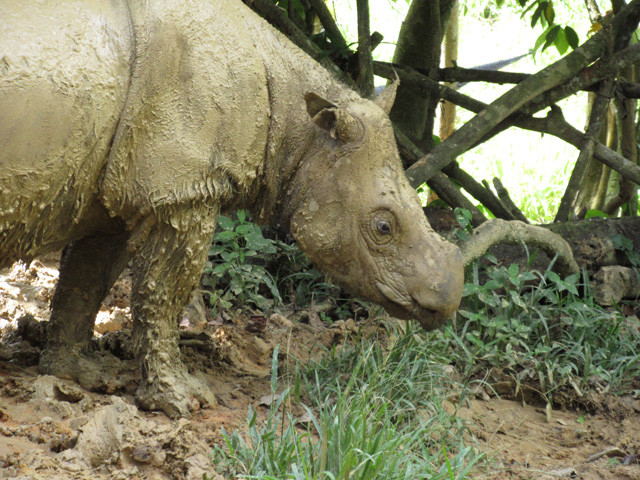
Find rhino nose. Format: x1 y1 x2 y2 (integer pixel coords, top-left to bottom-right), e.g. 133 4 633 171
411 245 464 330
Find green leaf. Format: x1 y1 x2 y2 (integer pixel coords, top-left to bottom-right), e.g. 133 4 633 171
217 215 236 231
544 1 555 25
533 27 550 53
585 209 608 219
212 263 230 275
214 230 236 242
542 25 561 52
565 26 579 49
508 264 519 277
554 28 569 55
236 209 247 223
611 234 634 252
531 4 543 28
220 251 239 262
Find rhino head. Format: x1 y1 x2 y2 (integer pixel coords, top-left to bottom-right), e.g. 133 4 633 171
281 86 464 330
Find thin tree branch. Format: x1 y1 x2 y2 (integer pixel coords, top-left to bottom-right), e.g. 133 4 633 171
438 66 530 85
375 60 640 187
242 0 352 84
393 127 487 225
356 0 374 97
491 178 530 223
442 162 518 221
584 0 603 23
305 0 350 52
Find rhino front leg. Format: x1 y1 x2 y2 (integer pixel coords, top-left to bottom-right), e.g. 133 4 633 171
130 214 217 418
40 231 134 391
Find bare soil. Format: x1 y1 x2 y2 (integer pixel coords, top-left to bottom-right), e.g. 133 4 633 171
1 258 639 480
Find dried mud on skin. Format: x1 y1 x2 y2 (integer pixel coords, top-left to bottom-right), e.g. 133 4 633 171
1 259 640 480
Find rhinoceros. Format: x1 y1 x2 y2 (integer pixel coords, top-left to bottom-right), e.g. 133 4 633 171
0 0 463 417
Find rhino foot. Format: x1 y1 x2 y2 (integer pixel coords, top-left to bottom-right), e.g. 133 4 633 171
40 348 137 394
135 368 216 418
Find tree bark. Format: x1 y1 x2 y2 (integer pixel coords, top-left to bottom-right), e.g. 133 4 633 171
390 0 455 152
356 0 374 97
554 80 614 222
439 1 458 141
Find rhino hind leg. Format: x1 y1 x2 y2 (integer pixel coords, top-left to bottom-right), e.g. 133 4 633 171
40 231 135 392
130 214 217 418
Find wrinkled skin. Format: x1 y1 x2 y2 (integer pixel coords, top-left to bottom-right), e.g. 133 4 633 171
0 0 463 417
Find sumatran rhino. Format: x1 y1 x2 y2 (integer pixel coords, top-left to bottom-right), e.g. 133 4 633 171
0 0 463 416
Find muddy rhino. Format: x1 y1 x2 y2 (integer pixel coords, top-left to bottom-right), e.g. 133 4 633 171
0 0 463 417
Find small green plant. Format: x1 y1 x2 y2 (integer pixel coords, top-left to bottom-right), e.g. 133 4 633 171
446 260 640 405
452 207 474 242
211 332 484 479
203 210 282 312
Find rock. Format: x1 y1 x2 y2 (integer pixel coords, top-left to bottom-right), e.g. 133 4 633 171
74 396 138 468
344 318 357 333
131 443 166 466
269 313 293 329
94 308 130 335
184 453 213 480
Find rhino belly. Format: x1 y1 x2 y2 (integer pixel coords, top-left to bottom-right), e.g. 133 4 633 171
0 0 133 262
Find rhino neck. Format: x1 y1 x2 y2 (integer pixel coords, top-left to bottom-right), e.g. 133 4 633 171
243 37 360 233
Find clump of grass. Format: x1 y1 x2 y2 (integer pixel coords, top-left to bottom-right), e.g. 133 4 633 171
211 335 484 479
444 258 640 403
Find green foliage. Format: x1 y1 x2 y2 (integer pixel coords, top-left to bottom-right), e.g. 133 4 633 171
211 333 484 479
453 207 474 242
203 211 283 312
521 0 579 55
446 260 640 403
203 211 363 319
611 234 640 268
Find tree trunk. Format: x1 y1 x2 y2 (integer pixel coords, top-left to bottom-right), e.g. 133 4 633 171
391 0 456 153
439 1 458 141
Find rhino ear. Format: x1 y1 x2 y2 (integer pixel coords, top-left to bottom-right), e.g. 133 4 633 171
374 76 399 114
304 92 363 142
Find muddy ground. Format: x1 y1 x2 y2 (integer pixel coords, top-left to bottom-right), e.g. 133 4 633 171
0 258 639 480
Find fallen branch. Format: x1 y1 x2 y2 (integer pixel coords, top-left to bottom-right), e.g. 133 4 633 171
459 219 580 277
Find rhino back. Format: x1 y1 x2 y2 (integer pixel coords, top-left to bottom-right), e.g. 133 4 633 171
0 0 133 260
101 0 272 222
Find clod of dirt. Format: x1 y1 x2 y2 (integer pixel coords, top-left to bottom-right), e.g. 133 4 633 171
74 397 138 468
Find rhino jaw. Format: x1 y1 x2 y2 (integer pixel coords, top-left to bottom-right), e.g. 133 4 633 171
375 281 460 330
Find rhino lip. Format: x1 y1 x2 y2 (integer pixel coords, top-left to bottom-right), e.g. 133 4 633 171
382 298 446 331
374 282 448 331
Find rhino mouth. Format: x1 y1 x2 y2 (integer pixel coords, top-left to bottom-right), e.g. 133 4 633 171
375 282 449 331
384 300 447 331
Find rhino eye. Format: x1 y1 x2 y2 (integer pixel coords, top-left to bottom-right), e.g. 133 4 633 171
377 220 392 235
